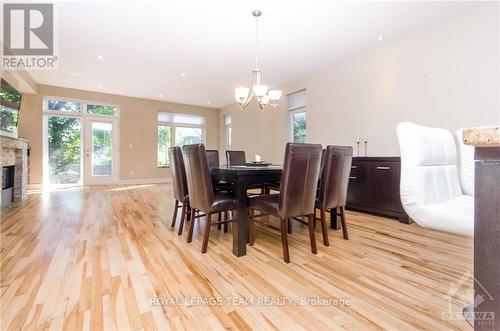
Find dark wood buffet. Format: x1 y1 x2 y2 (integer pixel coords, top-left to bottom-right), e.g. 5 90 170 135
346 157 409 223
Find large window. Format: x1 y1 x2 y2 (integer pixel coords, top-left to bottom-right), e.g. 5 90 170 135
157 112 205 166
288 89 307 143
224 114 232 150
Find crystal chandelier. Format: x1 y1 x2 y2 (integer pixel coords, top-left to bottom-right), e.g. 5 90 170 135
234 10 282 110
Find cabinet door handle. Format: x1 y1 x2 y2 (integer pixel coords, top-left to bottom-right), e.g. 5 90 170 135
351 165 358 169
349 176 357 179
376 166 391 170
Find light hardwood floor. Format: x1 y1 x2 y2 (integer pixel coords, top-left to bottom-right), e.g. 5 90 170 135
1 184 473 330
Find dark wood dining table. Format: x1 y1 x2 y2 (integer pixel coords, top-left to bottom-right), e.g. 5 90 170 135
211 165 282 257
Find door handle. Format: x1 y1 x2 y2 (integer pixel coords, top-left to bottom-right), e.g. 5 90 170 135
351 165 358 169
349 176 357 179
376 166 391 170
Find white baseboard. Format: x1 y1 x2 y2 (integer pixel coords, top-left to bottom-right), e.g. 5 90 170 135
28 178 171 189
118 178 172 185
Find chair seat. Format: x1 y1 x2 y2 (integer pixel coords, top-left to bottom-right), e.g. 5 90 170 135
248 194 280 215
210 191 237 213
412 195 473 236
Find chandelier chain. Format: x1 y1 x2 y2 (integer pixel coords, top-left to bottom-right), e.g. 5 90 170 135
255 13 259 69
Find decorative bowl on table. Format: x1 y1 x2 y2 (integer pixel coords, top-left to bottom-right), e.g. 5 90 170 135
243 161 272 167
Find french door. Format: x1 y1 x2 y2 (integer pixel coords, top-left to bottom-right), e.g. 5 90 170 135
83 117 119 185
44 115 119 186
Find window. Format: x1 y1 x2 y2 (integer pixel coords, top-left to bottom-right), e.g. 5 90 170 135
44 99 119 117
288 90 307 143
157 111 205 166
292 111 307 143
224 114 232 150
87 104 118 116
47 100 81 112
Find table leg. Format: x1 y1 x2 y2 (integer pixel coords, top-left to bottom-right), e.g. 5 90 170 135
330 208 341 230
232 181 248 256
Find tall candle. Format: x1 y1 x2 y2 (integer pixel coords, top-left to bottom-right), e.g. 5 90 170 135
357 131 360 143
364 132 368 142
255 154 261 162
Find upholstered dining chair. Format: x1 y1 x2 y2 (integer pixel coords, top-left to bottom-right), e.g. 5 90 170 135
168 146 190 235
248 143 322 263
314 145 353 245
225 150 246 166
206 150 220 168
182 144 237 253
396 122 473 236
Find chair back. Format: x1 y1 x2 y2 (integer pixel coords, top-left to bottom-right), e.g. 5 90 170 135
206 150 220 168
279 143 322 218
182 144 214 212
168 146 189 202
396 122 463 209
455 129 474 196
317 146 353 209
226 150 246 166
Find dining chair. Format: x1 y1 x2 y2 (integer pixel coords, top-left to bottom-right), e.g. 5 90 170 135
206 149 220 168
226 150 246 166
182 144 236 253
315 145 353 244
168 146 190 235
248 142 322 263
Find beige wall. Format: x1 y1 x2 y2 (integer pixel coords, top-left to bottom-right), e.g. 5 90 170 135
19 85 219 184
221 4 499 162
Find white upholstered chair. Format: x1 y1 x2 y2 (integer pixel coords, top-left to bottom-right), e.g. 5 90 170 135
396 122 473 236
455 129 475 197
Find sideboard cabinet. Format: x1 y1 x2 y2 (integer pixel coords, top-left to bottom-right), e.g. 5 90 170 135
346 157 409 223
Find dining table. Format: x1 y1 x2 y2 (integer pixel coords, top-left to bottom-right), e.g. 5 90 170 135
211 165 283 257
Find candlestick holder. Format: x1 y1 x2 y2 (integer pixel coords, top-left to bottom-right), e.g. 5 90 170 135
364 141 367 157
356 141 360 157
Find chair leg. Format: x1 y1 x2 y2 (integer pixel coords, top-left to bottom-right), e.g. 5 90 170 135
201 213 212 253
223 211 228 233
340 206 349 240
177 203 187 236
287 218 292 234
307 214 318 254
280 218 290 263
313 208 317 228
171 200 179 228
248 209 255 246
186 202 191 221
187 208 196 243
217 212 222 230
319 209 329 246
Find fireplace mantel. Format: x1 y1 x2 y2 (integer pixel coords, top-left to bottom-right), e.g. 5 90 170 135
1 136 29 206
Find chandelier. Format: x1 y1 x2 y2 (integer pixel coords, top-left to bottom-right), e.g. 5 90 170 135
234 10 282 110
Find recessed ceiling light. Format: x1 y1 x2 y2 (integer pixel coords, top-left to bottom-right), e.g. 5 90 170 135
181 73 186 78
378 36 384 41
97 54 103 60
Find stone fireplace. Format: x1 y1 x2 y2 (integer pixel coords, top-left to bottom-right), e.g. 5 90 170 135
1 136 29 207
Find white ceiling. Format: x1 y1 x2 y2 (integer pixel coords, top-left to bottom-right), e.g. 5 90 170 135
28 0 481 108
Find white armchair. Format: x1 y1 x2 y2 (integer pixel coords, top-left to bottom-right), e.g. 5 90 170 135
396 122 473 236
